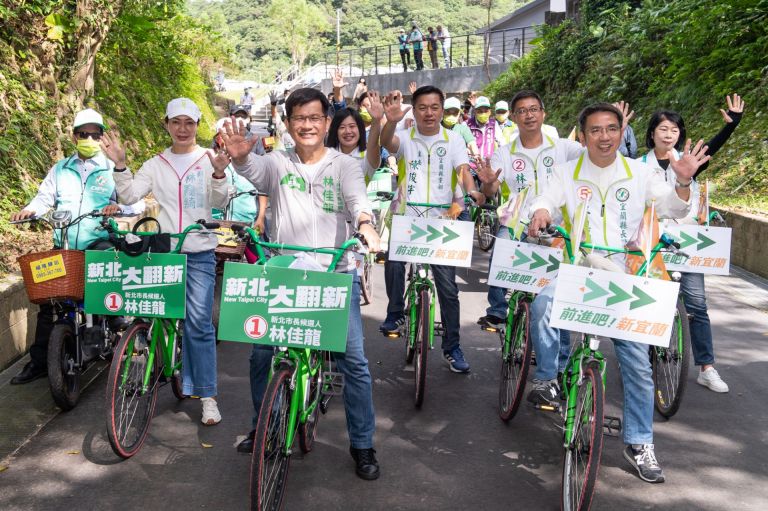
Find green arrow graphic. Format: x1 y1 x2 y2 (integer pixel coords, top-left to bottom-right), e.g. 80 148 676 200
696 232 715 251
630 285 656 309
426 224 442 242
529 251 548 270
410 223 428 241
583 278 609 302
442 226 460 244
606 281 632 305
546 255 560 273
677 231 697 249
513 249 532 267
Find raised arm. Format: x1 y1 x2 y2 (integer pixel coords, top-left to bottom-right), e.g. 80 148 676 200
365 90 385 174
694 93 745 178
380 90 409 154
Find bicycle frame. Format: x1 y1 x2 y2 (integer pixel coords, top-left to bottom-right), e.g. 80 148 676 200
241 227 363 454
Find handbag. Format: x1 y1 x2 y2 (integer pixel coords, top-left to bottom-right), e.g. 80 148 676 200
112 216 171 256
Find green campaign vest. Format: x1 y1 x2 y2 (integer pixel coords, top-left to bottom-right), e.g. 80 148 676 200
52 155 115 249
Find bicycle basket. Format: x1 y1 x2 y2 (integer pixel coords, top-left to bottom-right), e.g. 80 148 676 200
18 249 85 304
214 220 248 259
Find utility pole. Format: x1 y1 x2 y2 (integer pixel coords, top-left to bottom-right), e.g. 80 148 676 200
336 9 341 69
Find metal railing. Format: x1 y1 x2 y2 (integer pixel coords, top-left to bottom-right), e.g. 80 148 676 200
320 26 538 79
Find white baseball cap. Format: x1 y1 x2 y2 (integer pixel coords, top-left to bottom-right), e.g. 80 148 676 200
73 108 105 129
444 97 462 110
475 96 491 109
495 101 509 112
166 98 201 122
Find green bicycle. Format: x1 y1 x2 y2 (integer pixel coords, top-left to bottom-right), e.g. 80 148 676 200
229 226 366 511
545 224 688 511
103 217 220 459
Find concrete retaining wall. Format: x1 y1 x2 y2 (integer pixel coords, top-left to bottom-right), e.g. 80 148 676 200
714 206 768 279
319 62 511 97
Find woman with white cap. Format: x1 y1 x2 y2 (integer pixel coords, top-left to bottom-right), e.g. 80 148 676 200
101 98 230 425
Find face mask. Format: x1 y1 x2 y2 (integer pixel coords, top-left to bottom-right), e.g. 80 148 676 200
476 112 491 124
495 113 509 124
76 138 101 158
443 114 459 127
359 108 372 123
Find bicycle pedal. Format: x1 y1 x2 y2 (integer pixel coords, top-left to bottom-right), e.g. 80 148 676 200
322 371 345 396
603 415 622 437
534 402 561 413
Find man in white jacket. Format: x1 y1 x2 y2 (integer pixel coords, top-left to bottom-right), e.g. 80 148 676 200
526 103 710 485
102 98 229 426
219 87 382 481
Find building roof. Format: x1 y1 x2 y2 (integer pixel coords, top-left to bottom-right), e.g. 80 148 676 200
486 0 548 31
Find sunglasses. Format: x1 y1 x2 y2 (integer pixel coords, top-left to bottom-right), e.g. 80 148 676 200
75 131 103 140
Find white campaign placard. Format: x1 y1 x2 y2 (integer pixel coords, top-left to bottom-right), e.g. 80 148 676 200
551 264 680 347
488 239 563 293
661 225 731 275
388 215 474 267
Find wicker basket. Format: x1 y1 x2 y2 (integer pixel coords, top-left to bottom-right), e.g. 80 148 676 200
214 220 248 260
18 249 85 304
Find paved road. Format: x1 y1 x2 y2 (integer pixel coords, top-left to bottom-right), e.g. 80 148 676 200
1 252 767 510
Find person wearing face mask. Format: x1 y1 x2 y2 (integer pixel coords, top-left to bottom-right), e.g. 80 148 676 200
442 96 478 156
639 94 744 394
466 96 505 165
10 108 129 384
325 97 384 180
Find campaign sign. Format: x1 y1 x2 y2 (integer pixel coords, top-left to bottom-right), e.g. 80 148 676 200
218 263 352 352
551 263 680 347
662 224 731 275
488 239 562 293
388 215 474 268
84 251 187 318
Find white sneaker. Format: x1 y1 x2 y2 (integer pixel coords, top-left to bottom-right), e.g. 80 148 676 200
696 367 729 393
201 397 222 425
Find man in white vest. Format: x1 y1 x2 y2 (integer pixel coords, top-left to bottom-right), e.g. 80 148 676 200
526 103 710 484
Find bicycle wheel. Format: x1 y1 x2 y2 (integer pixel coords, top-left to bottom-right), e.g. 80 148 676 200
250 364 293 511
475 211 496 252
105 321 160 459
360 256 374 306
498 299 533 421
170 321 186 401
652 299 691 418
47 323 80 411
561 360 604 511
298 352 324 453
414 288 430 407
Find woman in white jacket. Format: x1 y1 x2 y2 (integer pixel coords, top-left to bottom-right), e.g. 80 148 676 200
101 98 230 425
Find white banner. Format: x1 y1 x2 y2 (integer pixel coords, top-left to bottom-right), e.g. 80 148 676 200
550 264 680 347
662 224 731 275
488 239 562 293
388 215 474 267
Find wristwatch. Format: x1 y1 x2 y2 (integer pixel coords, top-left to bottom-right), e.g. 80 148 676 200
114 167 126 173
675 178 692 188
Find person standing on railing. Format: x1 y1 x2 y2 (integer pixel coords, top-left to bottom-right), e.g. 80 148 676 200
437 25 451 68
407 23 425 71
397 28 411 72
426 27 439 69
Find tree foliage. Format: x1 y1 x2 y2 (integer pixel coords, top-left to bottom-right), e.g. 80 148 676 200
485 0 768 212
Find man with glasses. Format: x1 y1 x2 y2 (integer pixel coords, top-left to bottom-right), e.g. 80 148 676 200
10 109 127 384
219 88 383 481
525 103 710 484
477 90 583 331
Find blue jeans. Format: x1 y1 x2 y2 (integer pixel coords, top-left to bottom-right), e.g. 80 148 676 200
249 273 376 449
679 272 714 366
531 279 654 445
182 250 218 398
